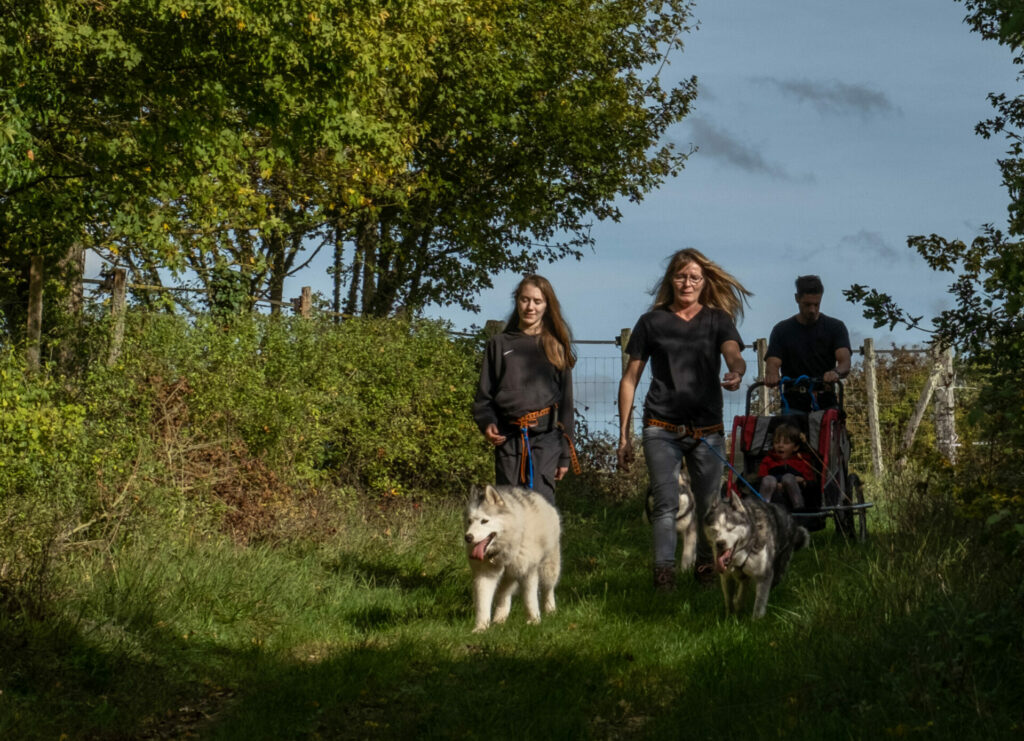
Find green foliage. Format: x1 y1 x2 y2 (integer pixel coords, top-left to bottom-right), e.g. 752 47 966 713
842 348 938 473
347 0 700 315
1 0 432 337
2 0 699 341
0 311 489 619
0 349 89 609
96 312 489 497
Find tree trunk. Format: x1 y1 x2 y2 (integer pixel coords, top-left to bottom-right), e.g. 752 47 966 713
58 242 85 368
26 256 44 372
344 239 361 317
358 217 378 315
266 231 286 314
332 226 344 319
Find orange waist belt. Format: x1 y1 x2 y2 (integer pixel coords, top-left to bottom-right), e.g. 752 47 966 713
644 418 724 439
512 406 582 487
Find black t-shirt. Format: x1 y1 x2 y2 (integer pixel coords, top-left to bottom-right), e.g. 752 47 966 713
766 314 850 379
626 306 743 427
472 330 573 442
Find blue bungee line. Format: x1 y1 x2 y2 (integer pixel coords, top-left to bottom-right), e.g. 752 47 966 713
521 425 534 489
779 375 819 413
696 434 765 501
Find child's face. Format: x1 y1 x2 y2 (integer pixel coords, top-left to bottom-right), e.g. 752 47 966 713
773 437 798 459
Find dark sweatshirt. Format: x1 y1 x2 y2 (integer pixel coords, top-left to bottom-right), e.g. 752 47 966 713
472 330 574 463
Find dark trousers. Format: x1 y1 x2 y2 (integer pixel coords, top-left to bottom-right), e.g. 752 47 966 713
494 426 562 506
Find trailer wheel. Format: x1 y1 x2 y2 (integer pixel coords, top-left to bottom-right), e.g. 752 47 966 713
836 473 868 542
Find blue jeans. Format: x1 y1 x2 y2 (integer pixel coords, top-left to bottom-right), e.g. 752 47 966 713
642 426 725 568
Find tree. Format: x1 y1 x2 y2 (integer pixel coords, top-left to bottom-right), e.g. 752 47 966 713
844 0 1024 456
338 0 699 316
2 0 698 337
1 0 435 340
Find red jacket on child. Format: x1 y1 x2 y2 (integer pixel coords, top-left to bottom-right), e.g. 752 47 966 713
757 451 816 481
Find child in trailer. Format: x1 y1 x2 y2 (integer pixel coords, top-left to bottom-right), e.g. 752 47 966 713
757 423 817 510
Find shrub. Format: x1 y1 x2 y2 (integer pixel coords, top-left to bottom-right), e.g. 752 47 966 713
101 312 490 498
0 350 89 611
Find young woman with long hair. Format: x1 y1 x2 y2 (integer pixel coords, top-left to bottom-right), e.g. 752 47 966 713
472 275 578 505
617 248 751 590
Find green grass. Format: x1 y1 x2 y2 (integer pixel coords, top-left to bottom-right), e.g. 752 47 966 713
1 481 1022 740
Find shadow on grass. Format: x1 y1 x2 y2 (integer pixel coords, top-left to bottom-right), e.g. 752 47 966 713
2 489 1020 740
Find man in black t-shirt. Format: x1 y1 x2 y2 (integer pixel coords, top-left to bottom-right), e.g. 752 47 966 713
765 275 851 411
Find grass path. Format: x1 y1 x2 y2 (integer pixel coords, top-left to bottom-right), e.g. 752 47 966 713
1 487 1020 739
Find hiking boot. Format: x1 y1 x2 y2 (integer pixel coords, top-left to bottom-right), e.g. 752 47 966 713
694 561 717 588
653 565 677 592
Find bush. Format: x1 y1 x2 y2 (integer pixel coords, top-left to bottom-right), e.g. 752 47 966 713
0 312 491 611
0 349 89 611
94 312 490 498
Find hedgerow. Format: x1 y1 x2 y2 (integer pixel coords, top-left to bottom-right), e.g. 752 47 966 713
0 313 490 609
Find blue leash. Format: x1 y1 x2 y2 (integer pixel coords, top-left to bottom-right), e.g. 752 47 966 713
696 435 765 501
520 425 534 488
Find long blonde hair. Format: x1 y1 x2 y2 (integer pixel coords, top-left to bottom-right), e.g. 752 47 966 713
504 274 577 370
651 248 752 320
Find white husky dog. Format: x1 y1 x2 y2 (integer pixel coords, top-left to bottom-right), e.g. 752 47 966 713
463 484 561 632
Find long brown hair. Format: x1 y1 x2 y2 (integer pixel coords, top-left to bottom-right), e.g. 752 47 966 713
651 248 752 320
504 274 577 370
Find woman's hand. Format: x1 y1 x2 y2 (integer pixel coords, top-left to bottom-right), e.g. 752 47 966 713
721 371 742 391
483 423 506 446
720 340 745 392
617 438 634 471
555 466 569 481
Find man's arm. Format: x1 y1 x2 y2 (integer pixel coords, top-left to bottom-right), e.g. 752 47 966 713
823 347 852 384
764 356 782 386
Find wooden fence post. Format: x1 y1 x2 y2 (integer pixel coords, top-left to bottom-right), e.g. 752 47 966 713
863 338 884 479
754 337 769 416
933 346 957 463
107 268 127 367
900 343 944 465
484 319 505 338
293 286 312 318
618 328 633 440
26 255 44 372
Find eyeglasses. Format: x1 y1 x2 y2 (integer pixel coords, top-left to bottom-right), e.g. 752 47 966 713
672 274 704 285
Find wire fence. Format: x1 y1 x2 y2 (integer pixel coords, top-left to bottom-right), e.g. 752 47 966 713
573 341 754 439
571 338 941 479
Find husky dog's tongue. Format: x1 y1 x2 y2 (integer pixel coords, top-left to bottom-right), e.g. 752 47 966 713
471 534 494 561
715 548 733 573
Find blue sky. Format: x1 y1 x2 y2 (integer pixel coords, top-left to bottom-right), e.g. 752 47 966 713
411 0 1019 351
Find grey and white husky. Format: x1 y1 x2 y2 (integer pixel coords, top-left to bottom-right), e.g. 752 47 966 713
702 494 810 618
644 468 698 571
463 484 561 632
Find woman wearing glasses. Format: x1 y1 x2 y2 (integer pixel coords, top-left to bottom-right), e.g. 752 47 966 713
617 248 751 591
